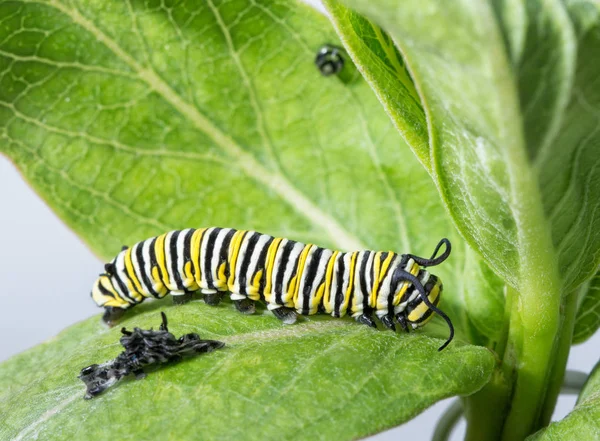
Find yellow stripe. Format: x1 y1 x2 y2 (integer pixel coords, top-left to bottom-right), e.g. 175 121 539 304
124 248 144 295
311 282 326 313
341 252 358 314
408 281 441 322
184 261 199 290
292 244 313 305
227 230 247 288
217 262 227 288
324 251 339 313
249 269 263 300
376 252 396 309
191 228 207 287
264 237 283 302
369 252 382 307
155 233 170 288
151 267 168 296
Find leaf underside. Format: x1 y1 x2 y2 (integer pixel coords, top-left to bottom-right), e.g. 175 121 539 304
0 300 495 441
573 270 600 344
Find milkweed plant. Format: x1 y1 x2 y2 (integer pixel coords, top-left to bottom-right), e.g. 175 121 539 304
0 1 599 440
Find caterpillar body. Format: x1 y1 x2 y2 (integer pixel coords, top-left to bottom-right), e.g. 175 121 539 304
92 228 454 350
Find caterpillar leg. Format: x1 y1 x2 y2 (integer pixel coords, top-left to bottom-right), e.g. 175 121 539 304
102 307 127 326
396 314 410 332
172 291 194 305
234 298 256 315
203 291 225 306
270 306 298 325
355 313 377 329
380 314 396 331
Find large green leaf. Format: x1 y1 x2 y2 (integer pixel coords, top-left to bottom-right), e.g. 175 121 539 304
0 300 495 441
325 0 600 438
526 361 600 440
0 0 499 343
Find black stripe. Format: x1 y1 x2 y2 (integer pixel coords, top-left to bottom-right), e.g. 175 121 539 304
135 241 160 298
169 231 185 290
203 228 222 290
333 253 346 317
98 281 116 298
148 237 165 287
220 229 236 280
275 240 295 304
182 229 195 275
346 253 357 316
238 232 260 295
256 237 275 298
301 247 324 314
359 252 370 310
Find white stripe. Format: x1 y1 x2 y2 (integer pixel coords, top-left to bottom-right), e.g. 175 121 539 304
244 234 271 298
177 229 192 289
268 238 288 302
351 251 367 315
211 228 232 290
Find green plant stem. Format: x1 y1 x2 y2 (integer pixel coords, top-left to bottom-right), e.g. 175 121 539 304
464 368 511 441
501 278 562 441
538 290 579 425
432 400 463 441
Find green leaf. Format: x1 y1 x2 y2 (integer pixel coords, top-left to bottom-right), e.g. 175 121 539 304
0 300 495 441
573 270 600 344
326 0 600 438
0 0 500 345
0 0 497 437
526 361 600 441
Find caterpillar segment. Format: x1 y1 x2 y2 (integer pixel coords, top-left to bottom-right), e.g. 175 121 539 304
91 228 454 350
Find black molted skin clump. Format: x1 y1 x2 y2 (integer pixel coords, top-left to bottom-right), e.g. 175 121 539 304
78 312 224 399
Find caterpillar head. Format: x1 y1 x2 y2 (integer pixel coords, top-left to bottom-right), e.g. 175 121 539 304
393 238 454 351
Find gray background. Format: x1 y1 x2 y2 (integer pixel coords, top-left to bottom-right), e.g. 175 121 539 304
2 155 599 440
1 1 598 437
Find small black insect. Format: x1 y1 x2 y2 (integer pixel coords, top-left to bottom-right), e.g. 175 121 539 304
78 312 224 399
315 44 344 76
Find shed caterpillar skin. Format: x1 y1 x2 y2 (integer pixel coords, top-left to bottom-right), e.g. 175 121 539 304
92 228 454 350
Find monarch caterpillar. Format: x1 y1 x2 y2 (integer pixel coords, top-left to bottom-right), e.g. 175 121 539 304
92 228 454 350
315 44 344 76
79 312 224 399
